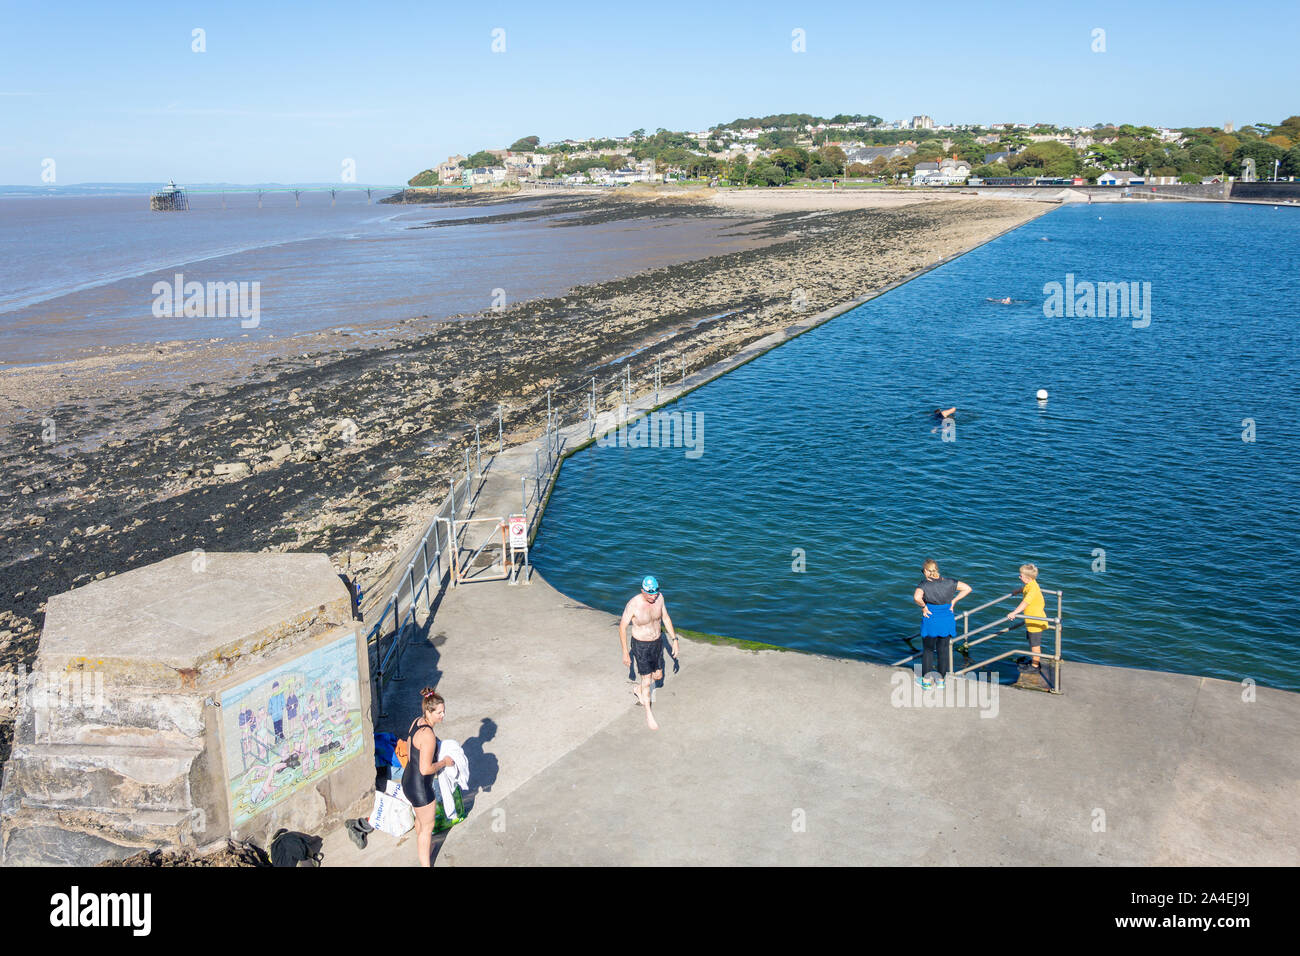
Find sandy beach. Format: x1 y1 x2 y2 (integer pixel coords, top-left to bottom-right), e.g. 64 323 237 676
0 189 1051 764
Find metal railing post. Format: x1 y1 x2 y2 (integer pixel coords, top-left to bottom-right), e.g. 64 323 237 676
464 447 470 492
521 477 528 520
434 521 442 583
1055 592 1063 694
498 403 503 454
449 513 458 588
393 610 407 681
419 539 430 612
475 425 481 477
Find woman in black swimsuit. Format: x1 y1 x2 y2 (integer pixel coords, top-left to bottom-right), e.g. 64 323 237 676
401 687 453 867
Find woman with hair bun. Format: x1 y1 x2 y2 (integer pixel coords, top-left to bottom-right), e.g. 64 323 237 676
401 687 453 867
912 559 971 688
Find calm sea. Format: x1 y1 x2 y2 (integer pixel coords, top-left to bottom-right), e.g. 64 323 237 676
0 191 756 367
533 202 1300 690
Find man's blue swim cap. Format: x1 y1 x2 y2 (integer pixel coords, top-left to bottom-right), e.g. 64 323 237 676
641 575 659 594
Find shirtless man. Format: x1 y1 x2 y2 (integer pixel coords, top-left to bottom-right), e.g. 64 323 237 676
620 575 679 731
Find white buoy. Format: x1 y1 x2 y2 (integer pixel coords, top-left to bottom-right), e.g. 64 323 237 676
1036 389 1049 401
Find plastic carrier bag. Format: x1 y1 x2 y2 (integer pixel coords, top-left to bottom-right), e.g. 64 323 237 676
368 780 415 837
433 784 466 834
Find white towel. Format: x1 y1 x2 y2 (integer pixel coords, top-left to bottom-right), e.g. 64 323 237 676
436 739 469 818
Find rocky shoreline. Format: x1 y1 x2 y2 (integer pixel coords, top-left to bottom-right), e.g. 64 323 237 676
0 194 1048 764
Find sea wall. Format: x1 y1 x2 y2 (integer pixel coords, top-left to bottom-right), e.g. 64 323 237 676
1231 181 1300 201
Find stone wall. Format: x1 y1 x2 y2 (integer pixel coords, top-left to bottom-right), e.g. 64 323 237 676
0 552 375 866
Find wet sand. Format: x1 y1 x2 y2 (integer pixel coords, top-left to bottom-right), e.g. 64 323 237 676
0 191 1050 763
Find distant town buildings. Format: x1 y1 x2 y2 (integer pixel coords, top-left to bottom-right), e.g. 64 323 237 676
415 112 1266 191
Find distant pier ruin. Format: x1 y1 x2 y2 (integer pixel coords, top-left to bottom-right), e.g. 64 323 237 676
150 180 189 211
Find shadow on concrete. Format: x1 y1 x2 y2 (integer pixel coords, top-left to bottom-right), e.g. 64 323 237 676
374 609 446 735
461 717 500 798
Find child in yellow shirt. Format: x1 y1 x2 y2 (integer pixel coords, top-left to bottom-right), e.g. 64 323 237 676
1006 563 1049 669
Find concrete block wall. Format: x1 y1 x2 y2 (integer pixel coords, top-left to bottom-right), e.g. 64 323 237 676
0 553 375 866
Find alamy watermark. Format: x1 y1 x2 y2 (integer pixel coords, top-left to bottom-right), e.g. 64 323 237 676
890 668 1000 719
152 272 260 328
1043 274 1151 328
596 407 704 458
1 665 105 717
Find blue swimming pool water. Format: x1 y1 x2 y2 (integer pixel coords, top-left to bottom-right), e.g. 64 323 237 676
532 202 1300 690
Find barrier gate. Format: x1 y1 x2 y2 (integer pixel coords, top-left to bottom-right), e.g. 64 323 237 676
442 513 533 586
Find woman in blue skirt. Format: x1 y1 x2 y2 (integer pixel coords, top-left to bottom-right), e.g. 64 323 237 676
913 559 972 688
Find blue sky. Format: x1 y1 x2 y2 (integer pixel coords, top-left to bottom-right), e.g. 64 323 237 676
2 0 1297 185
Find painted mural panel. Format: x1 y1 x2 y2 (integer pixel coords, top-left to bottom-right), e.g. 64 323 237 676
220 631 363 826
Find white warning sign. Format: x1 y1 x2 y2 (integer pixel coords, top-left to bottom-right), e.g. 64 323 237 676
509 515 528 549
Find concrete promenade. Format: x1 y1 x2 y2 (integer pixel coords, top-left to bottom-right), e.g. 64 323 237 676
328 569 1299 866
320 232 1299 867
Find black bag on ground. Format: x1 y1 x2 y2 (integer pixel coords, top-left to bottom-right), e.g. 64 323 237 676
270 828 324 867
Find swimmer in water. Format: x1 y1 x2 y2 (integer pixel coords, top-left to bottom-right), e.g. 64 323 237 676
985 297 1014 305
931 407 957 434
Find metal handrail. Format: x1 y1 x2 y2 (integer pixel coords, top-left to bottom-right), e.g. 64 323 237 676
893 587 1064 694
958 588 1062 620
893 589 1060 651
359 366 653 719
363 474 469 719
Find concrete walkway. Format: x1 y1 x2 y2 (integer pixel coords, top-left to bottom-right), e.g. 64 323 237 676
324 564 1299 866
322 263 1300 867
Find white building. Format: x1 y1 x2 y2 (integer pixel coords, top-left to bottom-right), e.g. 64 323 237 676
912 158 971 185
845 145 916 167
465 166 508 185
